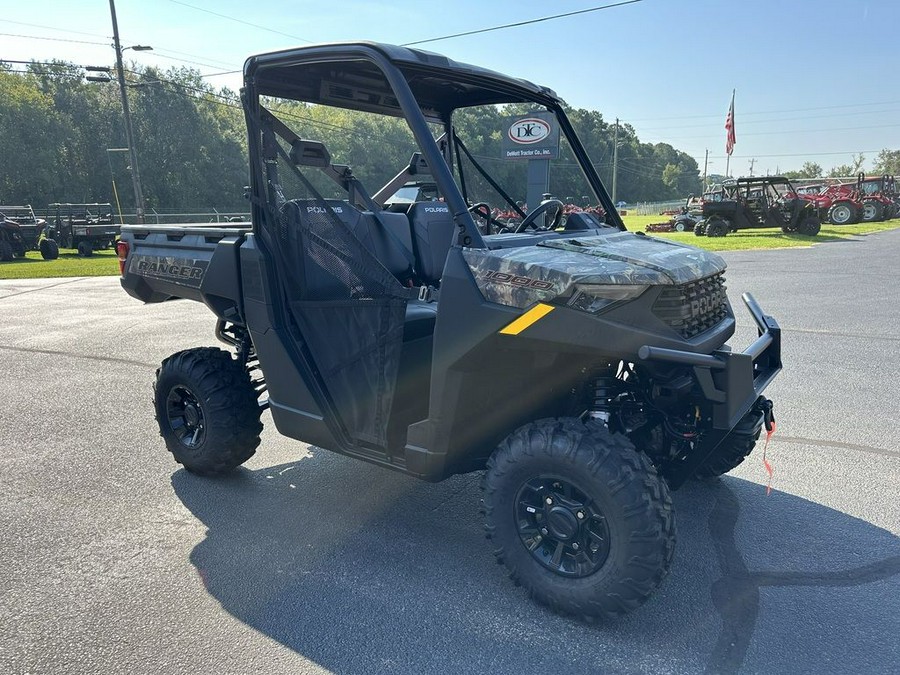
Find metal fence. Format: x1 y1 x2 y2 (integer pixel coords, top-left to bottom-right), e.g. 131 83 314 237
32 207 252 226
624 200 686 216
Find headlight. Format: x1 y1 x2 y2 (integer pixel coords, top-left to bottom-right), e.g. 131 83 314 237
564 283 648 313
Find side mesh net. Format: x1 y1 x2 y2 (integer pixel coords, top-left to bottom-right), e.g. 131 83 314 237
258 129 411 448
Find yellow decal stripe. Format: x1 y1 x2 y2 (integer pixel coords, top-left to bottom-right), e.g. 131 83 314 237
499 303 555 335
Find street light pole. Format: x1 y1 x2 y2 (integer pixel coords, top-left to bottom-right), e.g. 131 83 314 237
109 0 145 224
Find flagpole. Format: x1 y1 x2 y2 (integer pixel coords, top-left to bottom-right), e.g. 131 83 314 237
725 89 735 177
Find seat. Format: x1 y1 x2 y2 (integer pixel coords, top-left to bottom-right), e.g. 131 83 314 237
280 199 434 343
407 202 456 286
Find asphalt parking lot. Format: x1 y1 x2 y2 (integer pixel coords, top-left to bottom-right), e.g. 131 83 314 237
1 231 898 675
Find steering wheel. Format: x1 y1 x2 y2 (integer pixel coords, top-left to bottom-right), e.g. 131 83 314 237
515 199 564 233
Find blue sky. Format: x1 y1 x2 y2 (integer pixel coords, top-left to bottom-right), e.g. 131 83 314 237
2 0 898 176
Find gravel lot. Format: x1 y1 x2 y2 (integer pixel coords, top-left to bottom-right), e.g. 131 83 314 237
1 231 898 674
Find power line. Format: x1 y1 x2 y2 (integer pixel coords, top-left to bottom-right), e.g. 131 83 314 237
635 106 900 131
649 121 900 142
0 32 108 46
149 50 239 71
0 21 241 73
401 0 643 46
166 0 313 44
627 98 900 122
0 18 111 40
701 150 881 160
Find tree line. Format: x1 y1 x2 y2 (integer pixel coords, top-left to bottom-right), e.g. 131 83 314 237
0 60 703 211
783 151 900 181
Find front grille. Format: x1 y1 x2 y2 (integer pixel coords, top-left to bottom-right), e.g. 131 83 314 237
653 273 728 338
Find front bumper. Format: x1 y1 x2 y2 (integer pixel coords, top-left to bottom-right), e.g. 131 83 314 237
638 292 781 487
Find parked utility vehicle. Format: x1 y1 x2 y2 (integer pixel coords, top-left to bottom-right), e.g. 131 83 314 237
0 205 58 259
697 176 820 236
48 203 119 255
118 43 781 620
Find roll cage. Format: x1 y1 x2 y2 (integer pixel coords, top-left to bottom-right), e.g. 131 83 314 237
241 41 623 247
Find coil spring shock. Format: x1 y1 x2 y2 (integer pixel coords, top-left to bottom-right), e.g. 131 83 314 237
589 368 621 422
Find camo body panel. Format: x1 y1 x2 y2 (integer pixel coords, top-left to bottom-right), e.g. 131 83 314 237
463 232 727 309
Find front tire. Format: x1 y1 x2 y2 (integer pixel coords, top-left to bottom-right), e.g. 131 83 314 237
483 418 675 620
154 347 263 476
797 216 821 236
828 201 856 225
694 429 760 479
861 200 883 223
39 238 59 260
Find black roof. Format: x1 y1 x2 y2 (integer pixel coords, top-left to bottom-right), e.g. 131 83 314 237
723 176 794 186
243 41 560 119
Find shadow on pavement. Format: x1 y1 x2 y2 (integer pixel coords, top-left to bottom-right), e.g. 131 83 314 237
172 450 900 675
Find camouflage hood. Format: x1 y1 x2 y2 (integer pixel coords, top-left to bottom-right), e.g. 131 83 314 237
463 232 726 309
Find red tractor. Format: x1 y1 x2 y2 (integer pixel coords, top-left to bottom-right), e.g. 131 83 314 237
815 180 864 225
857 174 897 221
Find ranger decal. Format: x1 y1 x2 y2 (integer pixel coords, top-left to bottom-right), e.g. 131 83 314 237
131 255 208 287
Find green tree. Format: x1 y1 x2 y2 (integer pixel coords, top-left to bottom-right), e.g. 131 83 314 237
785 161 823 179
872 148 900 175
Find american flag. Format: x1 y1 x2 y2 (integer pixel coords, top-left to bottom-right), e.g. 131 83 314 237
725 90 736 156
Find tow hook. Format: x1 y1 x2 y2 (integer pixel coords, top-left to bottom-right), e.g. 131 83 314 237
755 396 775 432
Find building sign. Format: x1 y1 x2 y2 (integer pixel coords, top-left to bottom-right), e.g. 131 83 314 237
501 111 560 160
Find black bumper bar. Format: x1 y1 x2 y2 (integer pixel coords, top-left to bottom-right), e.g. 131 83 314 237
638 293 782 487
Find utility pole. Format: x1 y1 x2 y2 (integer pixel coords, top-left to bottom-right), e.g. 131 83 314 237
109 0 146 224
748 158 756 177
702 148 709 191
611 117 619 204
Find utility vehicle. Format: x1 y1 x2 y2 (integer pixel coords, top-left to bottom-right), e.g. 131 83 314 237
118 43 781 620
48 203 119 255
696 176 820 236
0 205 58 259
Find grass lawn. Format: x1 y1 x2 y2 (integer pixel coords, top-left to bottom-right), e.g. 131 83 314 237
621 214 900 252
0 248 119 280
2 217 900 280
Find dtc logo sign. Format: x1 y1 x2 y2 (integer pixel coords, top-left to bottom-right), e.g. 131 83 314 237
501 111 560 160
508 118 552 145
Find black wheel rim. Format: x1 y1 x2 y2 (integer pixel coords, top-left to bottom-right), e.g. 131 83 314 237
166 385 206 448
514 476 611 578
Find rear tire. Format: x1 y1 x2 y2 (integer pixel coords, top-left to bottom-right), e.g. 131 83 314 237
77 241 93 256
693 222 705 236
483 418 675 620
154 347 263 476
39 238 59 260
705 218 729 237
0 240 13 262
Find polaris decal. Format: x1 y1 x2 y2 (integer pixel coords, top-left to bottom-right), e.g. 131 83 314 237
307 205 343 214
482 269 554 290
131 255 208 287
